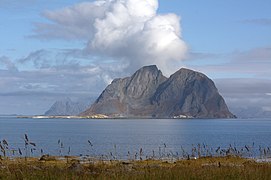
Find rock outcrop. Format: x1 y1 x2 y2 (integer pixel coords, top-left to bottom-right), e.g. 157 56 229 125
81 65 235 118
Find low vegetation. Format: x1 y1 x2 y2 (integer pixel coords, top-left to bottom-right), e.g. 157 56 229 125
1 156 271 179
1 135 271 179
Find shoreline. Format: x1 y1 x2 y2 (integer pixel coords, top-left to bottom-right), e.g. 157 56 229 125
16 115 193 119
16 115 221 119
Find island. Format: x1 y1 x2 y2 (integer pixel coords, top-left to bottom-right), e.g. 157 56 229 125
80 65 235 119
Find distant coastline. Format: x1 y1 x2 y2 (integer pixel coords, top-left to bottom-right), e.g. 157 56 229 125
16 114 196 119
17 115 108 119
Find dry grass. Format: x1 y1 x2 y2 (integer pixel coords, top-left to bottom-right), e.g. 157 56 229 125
1 156 271 179
1 137 271 179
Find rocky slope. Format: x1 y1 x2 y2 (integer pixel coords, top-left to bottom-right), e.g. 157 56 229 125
81 65 235 118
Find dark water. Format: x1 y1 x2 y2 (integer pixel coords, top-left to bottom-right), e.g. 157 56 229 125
0 117 271 159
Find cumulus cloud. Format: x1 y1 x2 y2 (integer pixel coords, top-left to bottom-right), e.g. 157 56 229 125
33 1 107 40
33 0 188 76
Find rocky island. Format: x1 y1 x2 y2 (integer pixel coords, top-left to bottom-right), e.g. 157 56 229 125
81 65 235 119
45 98 92 116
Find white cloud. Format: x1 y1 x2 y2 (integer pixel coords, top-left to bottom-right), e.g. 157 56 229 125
33 0 188 76
33 1 108 40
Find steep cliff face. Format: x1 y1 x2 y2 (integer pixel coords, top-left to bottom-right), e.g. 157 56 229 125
150 68 233 118
81 65 167 116
81 65 235 118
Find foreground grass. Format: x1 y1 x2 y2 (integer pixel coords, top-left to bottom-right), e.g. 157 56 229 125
1 156 271 179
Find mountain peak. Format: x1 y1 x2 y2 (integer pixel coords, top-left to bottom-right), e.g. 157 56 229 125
81 66 235 118
137 65 159 72
130 65 161 80
171 68 206 78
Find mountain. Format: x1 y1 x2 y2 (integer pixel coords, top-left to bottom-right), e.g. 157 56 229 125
230 106 271 119
45 98 93 116
81 65 235 118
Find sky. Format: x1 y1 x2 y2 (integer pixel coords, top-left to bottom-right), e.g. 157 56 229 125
0 0 271 115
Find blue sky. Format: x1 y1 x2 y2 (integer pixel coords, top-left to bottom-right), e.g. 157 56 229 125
0 0 271 115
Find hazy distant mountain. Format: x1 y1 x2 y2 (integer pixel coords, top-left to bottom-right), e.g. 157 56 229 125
0 114 18 117
230 106 271 119
45 97 94 116
81 65 235 118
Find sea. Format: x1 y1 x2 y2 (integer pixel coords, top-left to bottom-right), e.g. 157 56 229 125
0 116 271 159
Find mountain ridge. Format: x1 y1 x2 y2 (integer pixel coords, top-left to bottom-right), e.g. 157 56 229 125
81 65 235 118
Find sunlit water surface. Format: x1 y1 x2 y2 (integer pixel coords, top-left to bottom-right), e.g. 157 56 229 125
1 117 271 159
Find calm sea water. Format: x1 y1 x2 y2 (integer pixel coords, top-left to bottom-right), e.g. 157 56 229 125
0 116 271 158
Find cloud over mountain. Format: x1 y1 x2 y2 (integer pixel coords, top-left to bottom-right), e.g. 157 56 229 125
33 0 187 76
